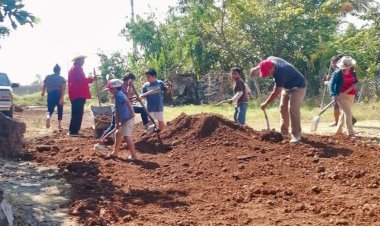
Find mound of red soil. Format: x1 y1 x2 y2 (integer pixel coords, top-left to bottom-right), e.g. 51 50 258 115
162 113 254 146
24 111 380 225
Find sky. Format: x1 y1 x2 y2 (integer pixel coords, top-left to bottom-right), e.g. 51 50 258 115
0 0 178 85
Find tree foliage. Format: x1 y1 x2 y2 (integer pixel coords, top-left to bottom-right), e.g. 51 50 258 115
111 0 380 96
97 51 129 84
0 0 36 38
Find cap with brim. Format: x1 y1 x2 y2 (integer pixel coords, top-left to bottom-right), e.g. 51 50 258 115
72 55 87 62
259 60 273 78
337 56 356 69
109 79 123 88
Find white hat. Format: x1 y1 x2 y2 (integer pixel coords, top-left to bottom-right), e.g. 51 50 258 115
72 54 87 62
337 56 356 69
109 79 123 88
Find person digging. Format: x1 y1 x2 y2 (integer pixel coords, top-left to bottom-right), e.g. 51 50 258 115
250 56 307 143
106 79 137 161
324 54 357 127
226 67 249 126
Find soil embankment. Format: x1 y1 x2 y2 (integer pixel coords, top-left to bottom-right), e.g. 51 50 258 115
24 112 380 225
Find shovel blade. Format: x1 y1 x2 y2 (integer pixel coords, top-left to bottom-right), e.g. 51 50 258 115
310 116 320 132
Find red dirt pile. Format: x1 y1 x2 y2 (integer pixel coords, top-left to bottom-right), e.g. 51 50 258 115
135 113 254 153
163 113 256 146
24 112 380 225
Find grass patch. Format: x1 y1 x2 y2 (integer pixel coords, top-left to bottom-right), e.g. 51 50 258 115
14 92 45 106
163 99 379 129
14 92 380 124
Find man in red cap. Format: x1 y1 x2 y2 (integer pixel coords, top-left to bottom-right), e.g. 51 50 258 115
250 56 306 143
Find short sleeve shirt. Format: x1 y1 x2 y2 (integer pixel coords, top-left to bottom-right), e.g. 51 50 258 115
142 80 167 112
44 74 66 93
234 79 249 104
268 56 306 89
340 71 356 95
114 90 132 123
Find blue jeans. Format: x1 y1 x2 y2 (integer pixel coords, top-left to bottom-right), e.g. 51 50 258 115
234 103 248 125
133 105 149 126
47 90 63 120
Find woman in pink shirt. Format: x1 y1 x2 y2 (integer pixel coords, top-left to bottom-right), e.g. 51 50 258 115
329 56 359 138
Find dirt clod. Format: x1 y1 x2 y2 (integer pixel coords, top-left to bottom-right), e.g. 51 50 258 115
259 130 283 142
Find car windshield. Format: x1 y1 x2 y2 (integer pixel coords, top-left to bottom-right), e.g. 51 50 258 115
0 74 11 86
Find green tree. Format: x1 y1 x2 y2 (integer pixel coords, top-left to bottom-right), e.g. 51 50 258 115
97 51 129 81
119 0 380 98
0 0 36 38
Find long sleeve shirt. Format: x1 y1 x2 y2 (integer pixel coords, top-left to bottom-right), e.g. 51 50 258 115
68 65 94 101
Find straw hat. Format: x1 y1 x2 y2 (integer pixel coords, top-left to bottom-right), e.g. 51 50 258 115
72 54 87 62
337 56 356 69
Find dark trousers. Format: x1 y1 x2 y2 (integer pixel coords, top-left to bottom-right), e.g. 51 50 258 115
133 105 149 126
69 98 86 134
47 90 63 120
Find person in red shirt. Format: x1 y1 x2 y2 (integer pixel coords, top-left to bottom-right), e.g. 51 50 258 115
67 55 94 136
329 56 359 138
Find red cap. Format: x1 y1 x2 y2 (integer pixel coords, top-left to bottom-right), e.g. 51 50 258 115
259 60 273 78
102 80 111 92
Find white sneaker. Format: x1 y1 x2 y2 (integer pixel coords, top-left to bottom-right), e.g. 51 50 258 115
93 144 109 151
290 134 302 143
147 125 155 134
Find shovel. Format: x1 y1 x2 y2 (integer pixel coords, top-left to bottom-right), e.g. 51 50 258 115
251 69 270 131
130 84 164 144
310 83 357 132
93 68 102 107
310 100 335 132
263 109 270 130
320 63 332 110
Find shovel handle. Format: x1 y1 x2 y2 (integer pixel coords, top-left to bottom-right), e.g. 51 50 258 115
131 84 158 129
318 100 334 116
263 109 270 130
214 100 229 106
93 68 102 107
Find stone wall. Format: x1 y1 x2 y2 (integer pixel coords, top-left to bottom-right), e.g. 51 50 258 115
167 73 200 105
198 72 234 104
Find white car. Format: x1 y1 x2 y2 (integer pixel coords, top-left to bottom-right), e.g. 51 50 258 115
0 72 19 118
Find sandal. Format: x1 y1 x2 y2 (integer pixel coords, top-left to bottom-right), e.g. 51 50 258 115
349 135 357 139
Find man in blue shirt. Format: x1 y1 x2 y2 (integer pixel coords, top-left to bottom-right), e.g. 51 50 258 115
142 68 171 131
108 79 137 161
250 56 307 143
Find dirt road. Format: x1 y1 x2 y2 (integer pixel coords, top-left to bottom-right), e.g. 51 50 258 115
13 108 380 225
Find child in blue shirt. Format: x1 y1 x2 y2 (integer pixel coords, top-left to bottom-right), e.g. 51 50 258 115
142 68 171 131
108 79 137 161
